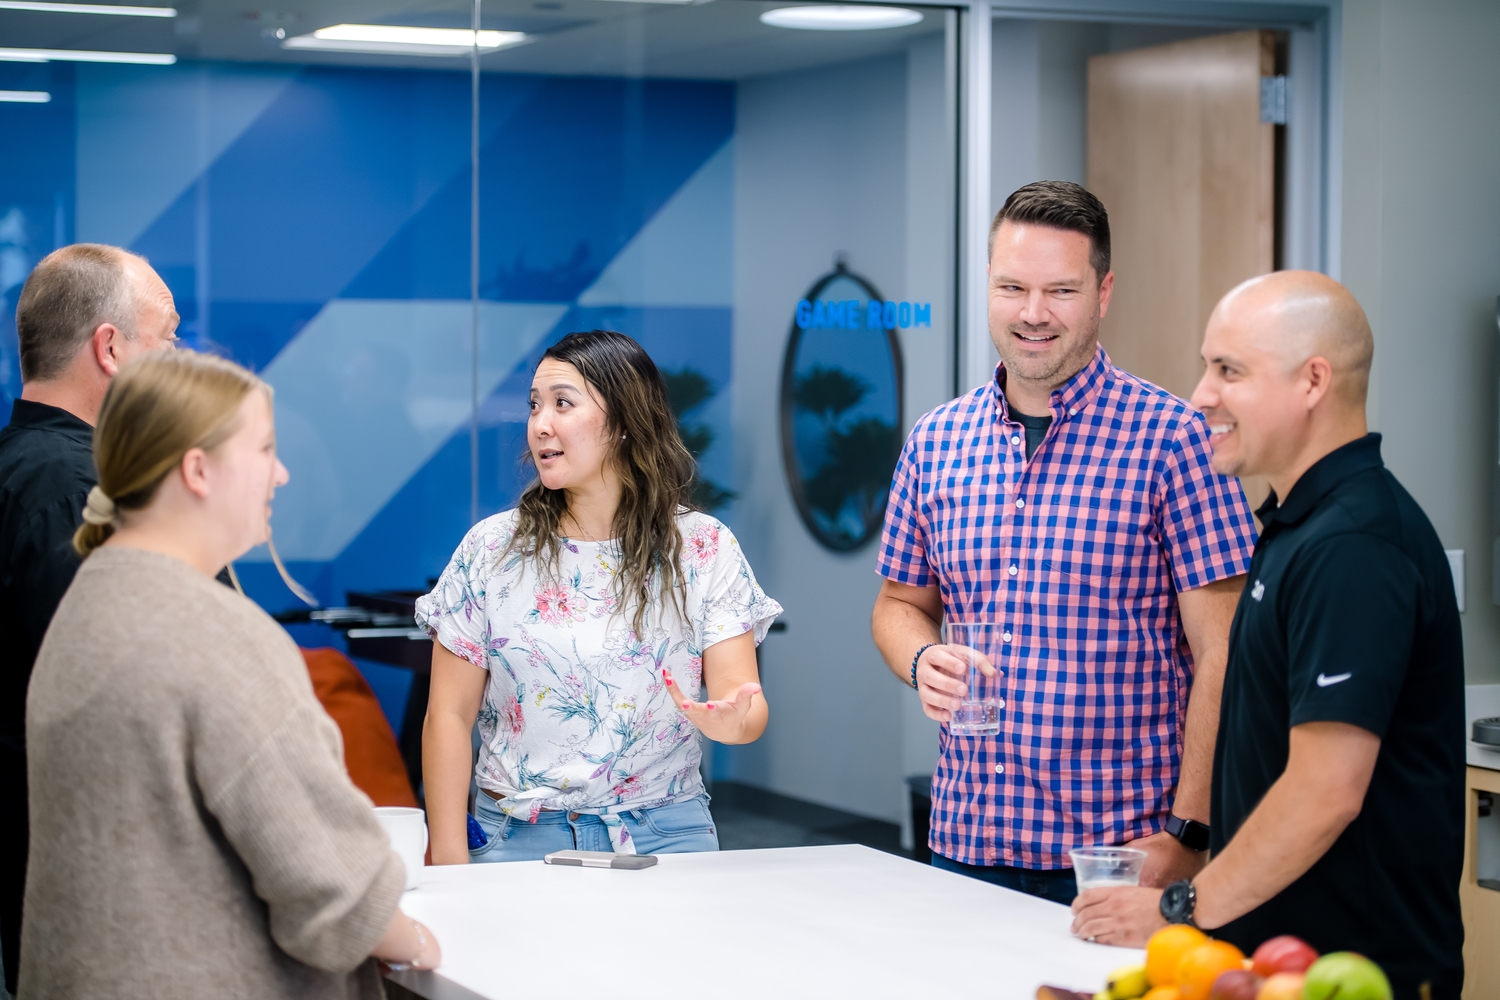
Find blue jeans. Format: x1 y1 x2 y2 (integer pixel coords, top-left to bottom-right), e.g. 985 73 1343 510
930 852 1079 905
469 791 720 862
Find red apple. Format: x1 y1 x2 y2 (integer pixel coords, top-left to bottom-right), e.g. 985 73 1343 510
1250 936 1318 978
1256 972 1304 1000
1209 970 1263 1000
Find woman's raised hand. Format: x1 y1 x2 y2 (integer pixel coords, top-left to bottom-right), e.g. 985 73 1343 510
663 668 762 744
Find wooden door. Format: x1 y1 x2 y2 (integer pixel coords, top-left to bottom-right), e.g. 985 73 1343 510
1088 30 1277 510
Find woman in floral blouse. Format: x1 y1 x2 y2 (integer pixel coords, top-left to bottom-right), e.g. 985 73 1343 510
419 330 782 863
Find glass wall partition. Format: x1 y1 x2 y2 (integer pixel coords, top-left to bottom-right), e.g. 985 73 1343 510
0 0 962 822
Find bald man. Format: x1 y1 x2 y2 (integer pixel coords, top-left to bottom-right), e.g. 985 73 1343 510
1070 272 1463 998
0 244 177 994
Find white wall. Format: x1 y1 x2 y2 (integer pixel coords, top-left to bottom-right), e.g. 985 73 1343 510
728 41 954 823
1339 0 1500 683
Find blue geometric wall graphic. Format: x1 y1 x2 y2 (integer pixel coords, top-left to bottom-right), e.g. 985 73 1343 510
0 60 737 619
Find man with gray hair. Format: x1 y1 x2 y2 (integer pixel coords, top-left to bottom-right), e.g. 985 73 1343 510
0 244 177 994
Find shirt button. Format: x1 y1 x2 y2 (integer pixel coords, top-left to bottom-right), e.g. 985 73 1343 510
1011 435 1021 445
995 764 1005 774
998 699 1006 708
1003 632 1012 642
1008 565 1017 576
1068 407 1077 416
1015 498 1025 509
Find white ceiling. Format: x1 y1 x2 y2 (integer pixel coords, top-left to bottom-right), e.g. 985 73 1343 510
0 0 951 80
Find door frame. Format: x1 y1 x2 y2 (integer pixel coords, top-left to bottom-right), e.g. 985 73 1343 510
951 0 1341 394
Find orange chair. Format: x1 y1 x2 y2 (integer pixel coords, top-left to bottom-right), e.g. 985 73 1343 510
300 647 419 808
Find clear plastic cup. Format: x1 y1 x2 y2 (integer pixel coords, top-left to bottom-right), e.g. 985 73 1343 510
1068 846 1148 892
939 622 1004 735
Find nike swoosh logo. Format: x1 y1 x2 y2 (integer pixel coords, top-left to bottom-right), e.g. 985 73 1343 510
1317 672 1353 687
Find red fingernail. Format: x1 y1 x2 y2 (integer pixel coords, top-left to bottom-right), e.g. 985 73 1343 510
664 677 673 686
705 702 714 709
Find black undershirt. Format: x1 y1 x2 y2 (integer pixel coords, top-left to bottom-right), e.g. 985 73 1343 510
1011 409 1052 461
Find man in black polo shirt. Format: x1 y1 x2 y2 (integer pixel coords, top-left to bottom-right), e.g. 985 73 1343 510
0 245 178 994
1070 271 1463 997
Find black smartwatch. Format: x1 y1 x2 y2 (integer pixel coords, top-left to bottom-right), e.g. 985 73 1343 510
1159 879 1198 927
1164 814 1211 852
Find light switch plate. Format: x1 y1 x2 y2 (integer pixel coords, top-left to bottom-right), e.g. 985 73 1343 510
1447 549 1465 613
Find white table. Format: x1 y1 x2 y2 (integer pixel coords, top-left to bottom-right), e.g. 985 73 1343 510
387 845 1142 999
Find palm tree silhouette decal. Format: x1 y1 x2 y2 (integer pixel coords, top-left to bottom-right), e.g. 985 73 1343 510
792 366 897 534
662 366 735 512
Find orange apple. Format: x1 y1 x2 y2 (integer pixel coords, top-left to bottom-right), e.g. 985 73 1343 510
1257 973 1304 1000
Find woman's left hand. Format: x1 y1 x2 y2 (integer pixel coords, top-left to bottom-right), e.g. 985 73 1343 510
663 668 762 744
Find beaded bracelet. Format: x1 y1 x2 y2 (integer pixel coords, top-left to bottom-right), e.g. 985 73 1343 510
386 919 430 972
911 643 935 690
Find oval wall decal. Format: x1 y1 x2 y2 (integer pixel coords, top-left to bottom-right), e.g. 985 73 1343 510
779 262 904 552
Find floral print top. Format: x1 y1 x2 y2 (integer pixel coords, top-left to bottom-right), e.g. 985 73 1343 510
415 510 781 848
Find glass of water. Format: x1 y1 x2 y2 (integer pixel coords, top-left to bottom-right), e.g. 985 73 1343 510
939 622 1003 735
1068 846 1148 892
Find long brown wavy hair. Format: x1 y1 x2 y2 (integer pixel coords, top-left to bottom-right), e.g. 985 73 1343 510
501 330 699 636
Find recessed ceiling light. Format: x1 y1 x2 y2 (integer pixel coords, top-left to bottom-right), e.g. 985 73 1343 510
760 5 922 30
282 24 527 57
0 90 51 102
0 1 174 14
0 47 175 63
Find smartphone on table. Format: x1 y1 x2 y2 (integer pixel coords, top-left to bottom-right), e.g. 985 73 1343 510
543 850 658 870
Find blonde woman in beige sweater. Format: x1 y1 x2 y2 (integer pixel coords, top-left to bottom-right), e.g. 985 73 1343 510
21 350 439 999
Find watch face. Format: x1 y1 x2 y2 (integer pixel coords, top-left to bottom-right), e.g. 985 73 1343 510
1162 881 1191 919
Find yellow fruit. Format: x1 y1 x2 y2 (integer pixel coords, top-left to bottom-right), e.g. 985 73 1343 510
1107 963 1150 1000
1144 988 1180 1000
1095 993 1112 1000
1146 924 1210 986
1176 941 1248 1000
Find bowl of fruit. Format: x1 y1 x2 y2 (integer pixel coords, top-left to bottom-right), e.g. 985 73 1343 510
1037 928 1392 1000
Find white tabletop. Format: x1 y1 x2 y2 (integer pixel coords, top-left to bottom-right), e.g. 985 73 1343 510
394 845 1142 999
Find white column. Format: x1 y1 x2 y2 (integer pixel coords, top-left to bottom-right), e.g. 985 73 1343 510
961 1 995 395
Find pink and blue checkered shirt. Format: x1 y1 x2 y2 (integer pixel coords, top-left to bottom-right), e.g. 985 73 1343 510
878 346 1256 869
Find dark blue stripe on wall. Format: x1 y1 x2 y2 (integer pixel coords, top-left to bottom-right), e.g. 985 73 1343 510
344 74 734 303
132 65 478 368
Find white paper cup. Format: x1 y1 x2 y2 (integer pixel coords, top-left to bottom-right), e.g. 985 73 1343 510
374 806 428 891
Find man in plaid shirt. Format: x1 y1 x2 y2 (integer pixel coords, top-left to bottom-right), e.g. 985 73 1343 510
872 181 1256 904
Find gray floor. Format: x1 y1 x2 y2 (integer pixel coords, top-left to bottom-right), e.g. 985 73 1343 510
708 781 909 858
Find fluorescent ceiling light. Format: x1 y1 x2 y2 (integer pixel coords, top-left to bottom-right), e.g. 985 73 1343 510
0 89 51 102
283 24 526 57
0 1 174 13
760 5 923 30
0 47 175 63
